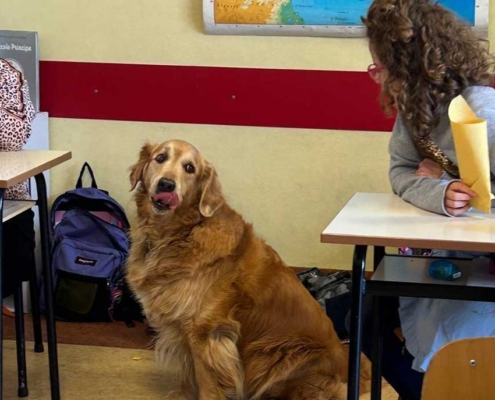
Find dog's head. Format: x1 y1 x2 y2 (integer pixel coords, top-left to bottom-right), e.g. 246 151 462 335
129 140 224 217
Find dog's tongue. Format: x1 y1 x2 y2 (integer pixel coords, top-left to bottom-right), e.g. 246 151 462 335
153 192 179 210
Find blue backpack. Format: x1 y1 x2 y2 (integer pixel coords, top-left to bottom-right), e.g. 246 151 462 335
47 163 141 324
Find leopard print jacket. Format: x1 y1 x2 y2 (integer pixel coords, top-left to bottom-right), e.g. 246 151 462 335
0 58 36 200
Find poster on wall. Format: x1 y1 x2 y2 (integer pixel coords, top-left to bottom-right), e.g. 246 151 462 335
0 31 40 112
203 0 489 38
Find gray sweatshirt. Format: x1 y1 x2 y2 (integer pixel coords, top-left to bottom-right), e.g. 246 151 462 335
389 86 495 215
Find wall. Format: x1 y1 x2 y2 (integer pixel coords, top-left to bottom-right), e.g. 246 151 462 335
2 0 490 269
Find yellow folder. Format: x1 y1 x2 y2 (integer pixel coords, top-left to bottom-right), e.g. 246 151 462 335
448 95 494 213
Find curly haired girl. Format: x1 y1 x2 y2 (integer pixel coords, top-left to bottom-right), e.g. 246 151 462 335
356 1 495 399
366 0 495 216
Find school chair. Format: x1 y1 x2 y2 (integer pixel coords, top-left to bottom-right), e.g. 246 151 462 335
422 337 495 400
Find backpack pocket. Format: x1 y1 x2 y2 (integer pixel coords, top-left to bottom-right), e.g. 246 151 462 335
52 238 123 321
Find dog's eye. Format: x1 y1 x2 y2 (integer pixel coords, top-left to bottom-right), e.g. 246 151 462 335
184 163 195 174
155 154 167 164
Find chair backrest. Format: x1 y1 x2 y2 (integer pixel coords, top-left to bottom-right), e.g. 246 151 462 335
422 337 495 400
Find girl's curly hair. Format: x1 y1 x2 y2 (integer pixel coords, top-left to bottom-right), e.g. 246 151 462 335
363 0 495 138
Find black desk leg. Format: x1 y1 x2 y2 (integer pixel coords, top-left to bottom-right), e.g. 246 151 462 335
28 261 44 353
348 245 368 400
371 296 383 400
34 173 60 400
374 246 385 271
0 188 5 400
14 286 28 397
371 246 385 400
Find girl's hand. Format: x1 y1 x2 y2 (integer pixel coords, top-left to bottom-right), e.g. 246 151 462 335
416 158 444 179
444 182 477 216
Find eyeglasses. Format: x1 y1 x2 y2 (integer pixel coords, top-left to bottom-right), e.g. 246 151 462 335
367 63 386 80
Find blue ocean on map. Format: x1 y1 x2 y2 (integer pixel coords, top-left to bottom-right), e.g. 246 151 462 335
290 0 475 26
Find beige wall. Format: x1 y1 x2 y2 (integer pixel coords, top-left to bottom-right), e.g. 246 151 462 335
2 0 492 268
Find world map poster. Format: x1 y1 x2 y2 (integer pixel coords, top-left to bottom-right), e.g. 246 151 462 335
204 0 488 38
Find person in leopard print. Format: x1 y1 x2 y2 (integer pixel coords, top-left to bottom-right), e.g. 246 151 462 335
0 57 36 200
0 58 37 306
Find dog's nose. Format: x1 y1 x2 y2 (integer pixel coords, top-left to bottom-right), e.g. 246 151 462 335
157 178 176 193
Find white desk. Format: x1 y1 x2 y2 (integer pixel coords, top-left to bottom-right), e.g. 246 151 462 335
0 150 71 188
321 193 495 400
322 192 495 253
3 200 37 223
0 150 71 400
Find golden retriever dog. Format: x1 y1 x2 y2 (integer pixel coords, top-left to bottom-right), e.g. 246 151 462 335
126 140 359 400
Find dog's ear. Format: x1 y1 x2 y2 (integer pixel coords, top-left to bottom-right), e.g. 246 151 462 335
199 161 224 217
129 143 153 191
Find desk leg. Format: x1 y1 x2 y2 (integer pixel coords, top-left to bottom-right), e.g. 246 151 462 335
34 173 60 400
0 188 5 400
371 296 383 400
371 246 385 400
374 246 385 271
348 245 367 400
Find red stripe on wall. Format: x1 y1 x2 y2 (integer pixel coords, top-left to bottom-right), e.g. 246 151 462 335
39 61 394 132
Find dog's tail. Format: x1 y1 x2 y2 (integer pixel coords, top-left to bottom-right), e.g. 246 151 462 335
202 322 244 400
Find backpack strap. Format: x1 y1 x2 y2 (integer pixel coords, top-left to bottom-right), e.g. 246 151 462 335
76 162 98 189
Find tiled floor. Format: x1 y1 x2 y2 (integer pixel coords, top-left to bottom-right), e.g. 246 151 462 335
2 341 175 400
2 340 398 400
3 314 398 399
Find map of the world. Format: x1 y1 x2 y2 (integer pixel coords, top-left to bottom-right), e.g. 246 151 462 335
213 0 473 26
204 0 486 37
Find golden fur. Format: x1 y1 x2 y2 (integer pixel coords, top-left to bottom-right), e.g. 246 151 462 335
126 140 363 400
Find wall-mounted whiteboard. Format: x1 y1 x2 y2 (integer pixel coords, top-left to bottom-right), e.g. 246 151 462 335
204 0 489 39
